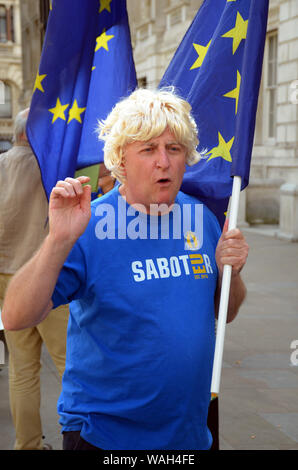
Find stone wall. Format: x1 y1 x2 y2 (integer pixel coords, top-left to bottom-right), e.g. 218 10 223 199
251 0 298 238
128 0 298 239
0 0 22 146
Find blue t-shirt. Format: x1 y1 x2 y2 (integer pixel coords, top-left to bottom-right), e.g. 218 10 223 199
52 186 221 450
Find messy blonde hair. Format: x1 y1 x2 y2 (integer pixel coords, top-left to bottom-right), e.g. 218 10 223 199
97 87 201 183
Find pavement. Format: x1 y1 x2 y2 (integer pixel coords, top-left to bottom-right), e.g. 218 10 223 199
0 226 298 451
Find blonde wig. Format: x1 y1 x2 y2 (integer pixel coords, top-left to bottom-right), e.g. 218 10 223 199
97 87 201 183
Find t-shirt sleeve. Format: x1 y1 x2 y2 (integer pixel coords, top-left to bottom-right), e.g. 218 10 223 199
51 241 87 309
214 215 222 243
204 205 222 247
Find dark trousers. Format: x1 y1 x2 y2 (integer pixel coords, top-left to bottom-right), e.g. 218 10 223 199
63 429 214 451
63 431 102 450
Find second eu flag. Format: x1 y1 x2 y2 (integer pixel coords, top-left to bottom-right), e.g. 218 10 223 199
26 0 137 199
160 0 269 227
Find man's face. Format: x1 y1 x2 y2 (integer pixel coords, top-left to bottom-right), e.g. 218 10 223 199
121 128 186 213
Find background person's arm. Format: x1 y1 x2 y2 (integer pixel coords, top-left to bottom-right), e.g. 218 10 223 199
2 176 91 330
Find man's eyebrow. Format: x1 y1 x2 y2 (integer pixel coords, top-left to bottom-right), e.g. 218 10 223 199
142 140 182 145
140 141 155 146
138 139 183 148
137 141 156 150
166 141 184 148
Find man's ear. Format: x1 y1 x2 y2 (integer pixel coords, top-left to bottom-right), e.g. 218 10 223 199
20 131 28 143
120 159 126 177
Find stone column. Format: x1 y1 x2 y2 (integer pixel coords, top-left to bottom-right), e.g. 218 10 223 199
238 188 249 227
13 0 21 46
278 183 298 241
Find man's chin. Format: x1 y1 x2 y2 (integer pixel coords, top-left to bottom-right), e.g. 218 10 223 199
149 197 176 215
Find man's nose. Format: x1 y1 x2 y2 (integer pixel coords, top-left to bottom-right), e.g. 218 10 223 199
156 147 170 168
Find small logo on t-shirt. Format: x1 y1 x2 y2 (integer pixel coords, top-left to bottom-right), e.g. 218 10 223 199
184 231 200 251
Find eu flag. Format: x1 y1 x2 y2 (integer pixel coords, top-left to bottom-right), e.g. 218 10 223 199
26 0 137 199
159 0 269 227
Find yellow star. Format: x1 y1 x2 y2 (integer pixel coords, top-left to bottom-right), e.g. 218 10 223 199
206 132 234 162
49 98 69 124
190 40 211 70
50 0 52 10
227 0 237 2
95 29 115 52
67 99 86 124
223 70 241 114
99 0 112 13
33 73 47 93
222 11 248 54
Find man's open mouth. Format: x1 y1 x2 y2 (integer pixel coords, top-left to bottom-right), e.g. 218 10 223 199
157 178 171 183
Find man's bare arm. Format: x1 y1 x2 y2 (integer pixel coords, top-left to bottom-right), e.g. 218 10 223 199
214 272 247 323
2 176 91 330
2 236 75 330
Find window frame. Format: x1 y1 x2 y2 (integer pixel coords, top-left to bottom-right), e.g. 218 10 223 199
0 82 12 119
0 4 7 42
263 30 278 144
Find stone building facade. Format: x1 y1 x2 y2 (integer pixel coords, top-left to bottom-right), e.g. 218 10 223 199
19 0 49 108
15 0 298 239
0 0 22 151
127 0 298 240
248 0 298 240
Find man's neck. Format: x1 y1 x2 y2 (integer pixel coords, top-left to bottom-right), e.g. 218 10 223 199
119 184 175 216
14 141 30 147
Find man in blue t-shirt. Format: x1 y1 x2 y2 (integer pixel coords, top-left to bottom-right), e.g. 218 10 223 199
2 88 249 450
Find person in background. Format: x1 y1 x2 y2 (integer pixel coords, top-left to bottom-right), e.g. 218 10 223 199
95 162 116 198
0 108 69 450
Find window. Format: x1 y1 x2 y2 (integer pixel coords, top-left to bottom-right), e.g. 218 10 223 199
40 0 51 45
0 83 12 118
9 5 14 42
0 5 7 42
0 4 14 42
266 32 277 139
169 8 182 27
166 3 188 30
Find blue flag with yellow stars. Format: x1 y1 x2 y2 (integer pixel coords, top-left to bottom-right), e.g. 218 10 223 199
26 0 137 199
159 0 269 227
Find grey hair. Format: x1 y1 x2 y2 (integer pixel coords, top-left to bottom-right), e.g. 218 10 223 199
13 108 29 143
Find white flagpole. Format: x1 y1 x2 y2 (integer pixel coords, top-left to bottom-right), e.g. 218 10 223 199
211 175 242 398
